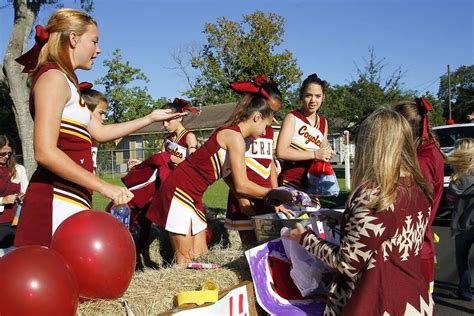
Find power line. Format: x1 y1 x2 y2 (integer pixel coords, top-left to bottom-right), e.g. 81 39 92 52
406 72 447 92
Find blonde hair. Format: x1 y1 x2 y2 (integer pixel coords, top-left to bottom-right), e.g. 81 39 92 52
448 138 474 182
352 108 433 212
35 8 97 88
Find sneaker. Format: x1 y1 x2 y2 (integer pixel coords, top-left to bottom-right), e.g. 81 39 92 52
449 290 473 301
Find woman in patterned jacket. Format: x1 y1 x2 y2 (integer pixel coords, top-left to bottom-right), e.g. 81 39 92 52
287 108 434 315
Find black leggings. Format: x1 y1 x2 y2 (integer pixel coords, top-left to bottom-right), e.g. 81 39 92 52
0 222 16 248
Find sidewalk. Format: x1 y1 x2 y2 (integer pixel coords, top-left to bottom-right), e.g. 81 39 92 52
432 226 474 315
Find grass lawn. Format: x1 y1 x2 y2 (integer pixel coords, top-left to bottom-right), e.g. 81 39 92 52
93 175 349 211
92 175 124 210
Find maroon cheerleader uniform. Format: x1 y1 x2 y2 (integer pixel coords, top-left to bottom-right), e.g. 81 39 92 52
147 126 237 235
225 126 274 231
278 110 326 207
15 64 93 247
163 129 194 161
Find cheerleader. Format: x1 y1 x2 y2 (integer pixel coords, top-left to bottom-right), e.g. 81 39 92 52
225 76 294 243
147 74 293 264
80 82 107 174
14 8 184 247
162 98 199 165
277 73 334 210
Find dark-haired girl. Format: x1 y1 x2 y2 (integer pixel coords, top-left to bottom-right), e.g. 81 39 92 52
277 73 334 210
0 135 28 249
147 76 293 264
225 75 294 243
162 98 199 165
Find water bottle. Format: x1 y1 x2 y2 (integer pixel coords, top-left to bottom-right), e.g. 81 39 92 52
110 204 131 228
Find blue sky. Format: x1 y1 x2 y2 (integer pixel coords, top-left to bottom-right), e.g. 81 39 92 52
1 0 473 101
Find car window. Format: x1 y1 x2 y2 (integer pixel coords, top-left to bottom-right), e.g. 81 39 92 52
434 126 474 148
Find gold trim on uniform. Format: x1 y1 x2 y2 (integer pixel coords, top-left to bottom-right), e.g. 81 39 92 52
60 118 91 143
290 142 307 151
245 158 271 179
62 117 88 129
174 187 206 223
53 194 90 209
54 182 92 205
175 129 188 144
210 151 223 180
224 218 253 230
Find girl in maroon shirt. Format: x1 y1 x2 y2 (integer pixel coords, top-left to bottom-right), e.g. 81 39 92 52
147 75 293 264
287 108 434 315
394 98 445 293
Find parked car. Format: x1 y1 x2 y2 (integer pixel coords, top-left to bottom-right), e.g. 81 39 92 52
432 123 474 225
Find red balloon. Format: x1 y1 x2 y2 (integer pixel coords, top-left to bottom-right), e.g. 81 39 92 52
0 246 79 316
50 210 136 299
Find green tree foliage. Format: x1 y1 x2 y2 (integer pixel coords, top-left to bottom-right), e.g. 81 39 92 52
438 65 474 123
321 49 413 133
2 0 94 176
187 11 302 112
95 49 156 123
0 82 19 147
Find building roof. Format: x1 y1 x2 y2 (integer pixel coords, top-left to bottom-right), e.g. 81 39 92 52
132 102 238 135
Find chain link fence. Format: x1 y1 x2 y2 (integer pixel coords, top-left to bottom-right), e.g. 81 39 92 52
96 148 160 177
96 134 354 177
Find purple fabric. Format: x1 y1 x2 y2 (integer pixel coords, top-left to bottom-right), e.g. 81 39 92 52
245 239 325 315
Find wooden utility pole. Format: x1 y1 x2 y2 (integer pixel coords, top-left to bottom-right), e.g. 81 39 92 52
343 130 351 190
448 64 452 121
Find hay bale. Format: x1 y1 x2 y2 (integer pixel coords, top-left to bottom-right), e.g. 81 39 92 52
77 209 265 315
77 238 252 315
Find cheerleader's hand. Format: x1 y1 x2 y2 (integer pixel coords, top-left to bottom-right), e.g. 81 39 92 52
274 204 295 219
314 146 334 162
127 159 142 170
99 183 134 205
2 194 18 205
282 223 306 244
238 198 256 218
148 109 187 122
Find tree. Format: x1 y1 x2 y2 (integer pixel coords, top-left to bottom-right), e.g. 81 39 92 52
321 49 412 133
94 49 156 123
437 65 474 123
183 11 302 115
0 80 20 150
2 0 93 177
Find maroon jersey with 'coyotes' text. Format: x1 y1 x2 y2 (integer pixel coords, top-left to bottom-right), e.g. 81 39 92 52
278 110 326 191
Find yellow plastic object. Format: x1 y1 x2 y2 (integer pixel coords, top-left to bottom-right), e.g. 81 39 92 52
297 213 309 219
433 232 440 243
176 281 219 306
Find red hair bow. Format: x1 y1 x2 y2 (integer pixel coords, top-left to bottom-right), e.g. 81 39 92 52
15 25 50 73
415 97 433 139
229 73 271 100
173 98 200 113
79 82 93 91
